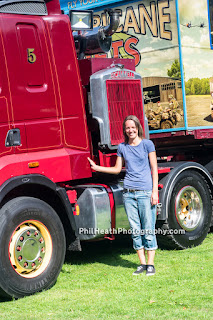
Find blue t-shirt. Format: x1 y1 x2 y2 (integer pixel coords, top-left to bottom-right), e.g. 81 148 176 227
117 139 155 190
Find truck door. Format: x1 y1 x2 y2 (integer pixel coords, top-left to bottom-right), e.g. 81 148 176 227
0 15 62 153
0 21 14 158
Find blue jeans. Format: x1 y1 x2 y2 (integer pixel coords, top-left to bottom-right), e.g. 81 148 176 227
123 190 158 251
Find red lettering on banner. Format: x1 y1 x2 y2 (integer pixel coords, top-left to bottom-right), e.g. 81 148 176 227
111 40 124 58
124 37 141 66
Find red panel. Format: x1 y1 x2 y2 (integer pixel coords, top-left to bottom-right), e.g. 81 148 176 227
25 119 62 151
1 16 58 122
98 151 117 167
151 129 213 140
0 124 13 157
0 14 89 156
43 16 89 151
0 25 13 124
69 149 91 180
194 129 213 139
0 22 14 159
0 13 90 184
62 117 89 149
106 80 144 145
151 131 186 139
158 167 171 174
45 0 61 15
78 58 135 86
66 190 77 204
0 96 9 124
0 148 92 186
16 24 45 86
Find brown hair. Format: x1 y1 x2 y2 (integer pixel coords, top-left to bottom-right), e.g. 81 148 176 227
123 115 144 144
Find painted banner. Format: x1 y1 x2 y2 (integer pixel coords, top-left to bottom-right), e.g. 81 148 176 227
62 0 213 131
179 0 213 128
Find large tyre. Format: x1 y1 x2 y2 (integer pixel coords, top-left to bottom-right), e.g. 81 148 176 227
158 170 212 249
0 197 66 298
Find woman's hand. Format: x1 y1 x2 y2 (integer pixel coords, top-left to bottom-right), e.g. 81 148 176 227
87 156 122 174
151 190 158 206
87 157 98 171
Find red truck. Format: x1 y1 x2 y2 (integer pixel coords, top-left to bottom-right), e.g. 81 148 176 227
0 0 212 299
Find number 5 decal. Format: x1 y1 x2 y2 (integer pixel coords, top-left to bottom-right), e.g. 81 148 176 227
27 48 36 63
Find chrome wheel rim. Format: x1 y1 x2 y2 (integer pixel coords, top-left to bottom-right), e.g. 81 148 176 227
175 186 202 231
9 220 52 278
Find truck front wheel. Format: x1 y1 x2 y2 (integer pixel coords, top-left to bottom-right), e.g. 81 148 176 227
158 170 212 249
0 197 66 298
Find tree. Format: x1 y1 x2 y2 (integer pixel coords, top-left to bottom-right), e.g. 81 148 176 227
167 59 181 79
191 82 195 95
200 78 210 95
192 78 201 95
185 78 210 95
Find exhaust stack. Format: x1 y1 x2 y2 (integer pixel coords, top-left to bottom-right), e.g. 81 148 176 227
73 9 120 59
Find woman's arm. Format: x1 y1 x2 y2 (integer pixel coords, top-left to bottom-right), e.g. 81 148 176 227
87 156 123 175
148 151 158 205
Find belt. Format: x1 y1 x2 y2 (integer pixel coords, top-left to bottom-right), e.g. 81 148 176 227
123 188 143 193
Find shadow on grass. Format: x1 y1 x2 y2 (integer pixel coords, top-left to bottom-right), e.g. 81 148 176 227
0 291 13 302
0 297 12 302
64 235 138 270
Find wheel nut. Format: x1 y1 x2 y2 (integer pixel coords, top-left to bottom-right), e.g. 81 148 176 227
31 262 36 268
24 262 28 267
16 246 21 251
38 257 42 263
18 255 22 261
34 231 38 237
41 247 45 253
27 231 30 236
39 237 44 243
19 236 24 242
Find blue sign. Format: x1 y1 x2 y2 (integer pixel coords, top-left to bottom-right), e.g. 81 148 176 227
60 0 125 13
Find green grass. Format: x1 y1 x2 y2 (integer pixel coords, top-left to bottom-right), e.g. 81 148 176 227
0 234 213 320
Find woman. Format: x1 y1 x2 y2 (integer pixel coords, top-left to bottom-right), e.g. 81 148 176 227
88 115 158 276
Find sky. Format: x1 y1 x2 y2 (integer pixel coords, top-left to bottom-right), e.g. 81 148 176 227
179 0 213 81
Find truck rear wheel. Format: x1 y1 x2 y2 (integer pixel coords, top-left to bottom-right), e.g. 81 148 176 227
158 170 212 249
0 197 66 298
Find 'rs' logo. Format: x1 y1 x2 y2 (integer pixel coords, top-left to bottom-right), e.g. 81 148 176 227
27 48 36 63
